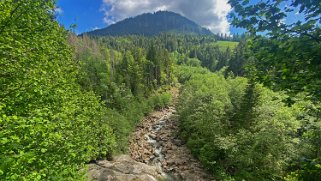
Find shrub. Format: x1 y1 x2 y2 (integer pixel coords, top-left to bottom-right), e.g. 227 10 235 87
149 92 172 109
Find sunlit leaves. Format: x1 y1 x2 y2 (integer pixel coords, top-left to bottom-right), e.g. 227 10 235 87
229 0 321 42
0 0 116 180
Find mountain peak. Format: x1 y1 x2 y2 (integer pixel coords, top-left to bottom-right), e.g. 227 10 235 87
85 11 213 36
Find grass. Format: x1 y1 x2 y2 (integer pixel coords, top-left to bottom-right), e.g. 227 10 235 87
215 41 239 51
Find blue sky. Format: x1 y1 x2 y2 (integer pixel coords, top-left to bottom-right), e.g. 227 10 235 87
56 0 302 35
56 0 106 34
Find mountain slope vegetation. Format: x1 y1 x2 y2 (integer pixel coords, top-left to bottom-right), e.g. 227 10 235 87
85 11 213 36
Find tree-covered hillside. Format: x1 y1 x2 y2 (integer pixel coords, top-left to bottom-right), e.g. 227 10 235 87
85 11 213 36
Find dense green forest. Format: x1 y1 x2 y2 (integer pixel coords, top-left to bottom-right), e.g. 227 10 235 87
1 0 320 180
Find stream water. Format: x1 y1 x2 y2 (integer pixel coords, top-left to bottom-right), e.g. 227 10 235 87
144 113 178 180
145 115 169 162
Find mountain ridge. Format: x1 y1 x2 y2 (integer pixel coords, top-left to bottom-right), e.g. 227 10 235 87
84 11 213 36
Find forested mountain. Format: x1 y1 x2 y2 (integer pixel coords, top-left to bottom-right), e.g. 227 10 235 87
85 11 213 36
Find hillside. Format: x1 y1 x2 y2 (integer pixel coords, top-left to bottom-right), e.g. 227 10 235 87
85 11 213 36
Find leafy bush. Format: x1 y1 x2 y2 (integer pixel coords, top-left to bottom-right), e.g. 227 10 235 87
174 65 210 83
149 92 172 109
285 99 321 180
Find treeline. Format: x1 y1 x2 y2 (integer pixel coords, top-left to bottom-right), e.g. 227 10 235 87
91 34 245 75
176 66 321 180
215 32 249 42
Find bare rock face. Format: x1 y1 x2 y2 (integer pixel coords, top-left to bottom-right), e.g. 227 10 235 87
87 155 167 181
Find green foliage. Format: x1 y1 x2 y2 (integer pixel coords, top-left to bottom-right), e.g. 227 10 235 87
215 41 239 51
177 67 310 180
68 33 175 153
285 99 321 180
0 1 115 180
83 33 244 77
149 92 172 109
229 0 321 99
226 40 249 76
70 34 175 97
228 3 321 179
174 65 211 83
2 1 319 180
244 36 321 99
229 0 321 42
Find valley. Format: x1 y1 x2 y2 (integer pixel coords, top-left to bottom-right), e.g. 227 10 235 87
88 88 214 181
1 1 321 180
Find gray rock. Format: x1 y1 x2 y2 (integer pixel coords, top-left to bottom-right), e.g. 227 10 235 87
88 155 166 181
98 168 116 181
113 162 134 174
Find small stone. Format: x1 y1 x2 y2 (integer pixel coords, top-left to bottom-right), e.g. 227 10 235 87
149 133 156 139
154 151 160 157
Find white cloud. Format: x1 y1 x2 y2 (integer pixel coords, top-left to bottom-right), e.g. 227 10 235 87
54 7 63 14
92 26 100 31
101 0 231 34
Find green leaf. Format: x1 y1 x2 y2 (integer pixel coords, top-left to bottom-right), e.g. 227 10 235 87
40 148 47 153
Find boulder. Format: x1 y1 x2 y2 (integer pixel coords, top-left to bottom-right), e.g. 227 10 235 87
88 155 166 181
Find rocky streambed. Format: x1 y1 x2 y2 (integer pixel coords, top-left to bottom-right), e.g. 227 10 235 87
88 89 214 181
129 105 214 181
